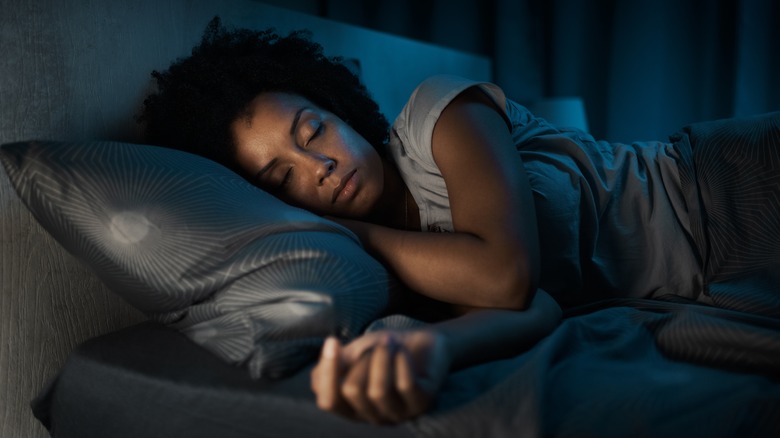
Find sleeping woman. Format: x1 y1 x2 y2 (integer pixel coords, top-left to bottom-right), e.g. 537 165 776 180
139 18 780 424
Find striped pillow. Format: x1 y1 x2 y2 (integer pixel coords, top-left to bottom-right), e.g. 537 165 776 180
0 140 392 378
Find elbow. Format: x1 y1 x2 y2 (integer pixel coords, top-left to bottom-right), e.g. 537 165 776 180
501 278 536 311
491 237 540 310
484 259 538 311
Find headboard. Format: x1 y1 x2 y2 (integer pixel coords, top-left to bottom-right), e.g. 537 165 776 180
0 1 490 436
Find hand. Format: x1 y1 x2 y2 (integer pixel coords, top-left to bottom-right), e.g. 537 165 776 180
310 330 451 424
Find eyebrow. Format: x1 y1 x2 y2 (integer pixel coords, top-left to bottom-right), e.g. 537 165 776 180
254 157 277 183
290 106 308 136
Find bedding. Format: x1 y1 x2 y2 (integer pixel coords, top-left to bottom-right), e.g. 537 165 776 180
31 298 780 438
0 140 395 379
0 121 780 438
7 118 780 437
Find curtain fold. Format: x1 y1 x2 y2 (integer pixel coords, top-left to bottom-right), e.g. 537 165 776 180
530 0 779 141
313 0 779 141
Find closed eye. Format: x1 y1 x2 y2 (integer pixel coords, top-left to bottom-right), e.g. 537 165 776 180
306 123 323 147
280 167 293 189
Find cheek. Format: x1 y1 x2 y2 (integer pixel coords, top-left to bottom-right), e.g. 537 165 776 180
284 186 323 212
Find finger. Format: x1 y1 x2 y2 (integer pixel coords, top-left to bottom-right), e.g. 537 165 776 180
313 337 349 414
341 332 382 363
367 337 405 423
341 349 382 424
394 348 431 418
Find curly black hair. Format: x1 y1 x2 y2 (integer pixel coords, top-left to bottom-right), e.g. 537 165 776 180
138 17 389 175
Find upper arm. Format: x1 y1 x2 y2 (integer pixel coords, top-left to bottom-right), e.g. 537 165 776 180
431 87 539 307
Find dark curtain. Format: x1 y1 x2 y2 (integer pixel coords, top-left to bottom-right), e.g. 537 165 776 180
270 0 780 142
536 0 780 142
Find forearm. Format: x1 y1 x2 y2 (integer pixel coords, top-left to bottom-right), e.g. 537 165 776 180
309 289 560 424
432 289 561 370
342 219 536 309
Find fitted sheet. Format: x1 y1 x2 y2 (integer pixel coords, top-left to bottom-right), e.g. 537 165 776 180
33 297 780 438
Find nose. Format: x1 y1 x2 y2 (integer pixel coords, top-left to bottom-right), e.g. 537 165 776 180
308 153 335 186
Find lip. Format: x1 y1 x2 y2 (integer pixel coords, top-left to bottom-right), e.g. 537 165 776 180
332 169 358 203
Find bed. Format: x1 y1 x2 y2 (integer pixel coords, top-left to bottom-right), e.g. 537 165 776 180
2 2 779 438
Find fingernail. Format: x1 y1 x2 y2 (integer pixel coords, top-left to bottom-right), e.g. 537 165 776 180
322 337 337 359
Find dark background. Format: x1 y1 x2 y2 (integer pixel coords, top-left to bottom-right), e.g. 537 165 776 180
259 0 780 142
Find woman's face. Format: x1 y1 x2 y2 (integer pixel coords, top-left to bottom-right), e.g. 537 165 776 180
232 92 385 218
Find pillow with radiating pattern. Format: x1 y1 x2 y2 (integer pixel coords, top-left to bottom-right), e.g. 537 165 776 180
0 140 392 378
